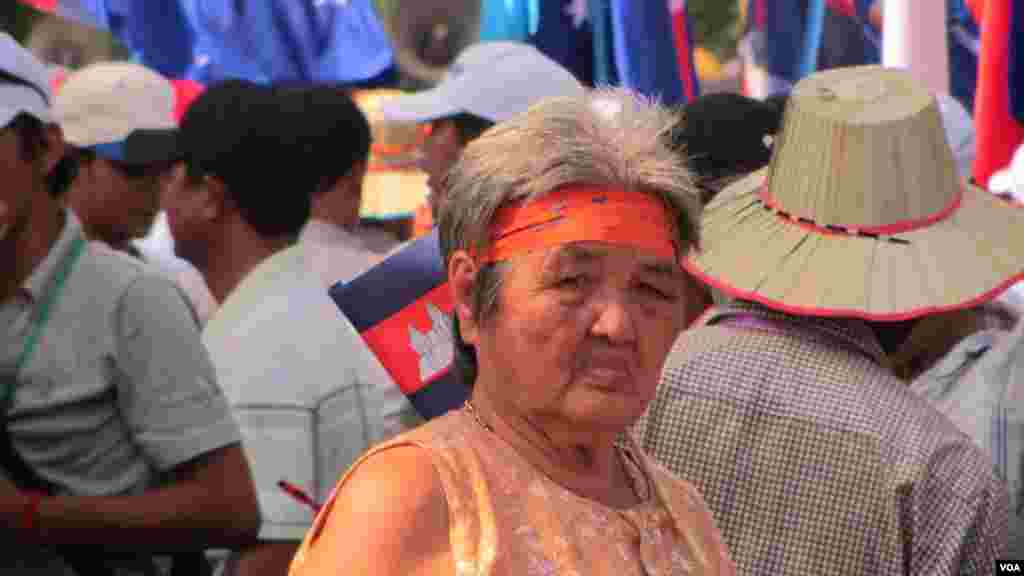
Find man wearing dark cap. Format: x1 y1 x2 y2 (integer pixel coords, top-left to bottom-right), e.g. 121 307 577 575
668 92 787 205
0 33 258 575
164 81 414 576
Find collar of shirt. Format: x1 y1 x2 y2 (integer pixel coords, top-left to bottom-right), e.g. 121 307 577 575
22 209 86 306
702 300 889 367
301 219 365 249
916 330 998 382
204 245 308 338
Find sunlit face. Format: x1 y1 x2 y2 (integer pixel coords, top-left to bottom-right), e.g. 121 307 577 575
160 163 212 268
76 156 169 245
419 120 462 218
465 242 695 431
0 127 37 242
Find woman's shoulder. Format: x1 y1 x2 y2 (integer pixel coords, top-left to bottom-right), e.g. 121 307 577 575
289 439 453 575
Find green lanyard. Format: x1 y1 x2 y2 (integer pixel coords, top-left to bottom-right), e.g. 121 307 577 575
2 236 87 410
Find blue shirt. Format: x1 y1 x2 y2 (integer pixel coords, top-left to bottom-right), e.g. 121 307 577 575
912 322 1024 557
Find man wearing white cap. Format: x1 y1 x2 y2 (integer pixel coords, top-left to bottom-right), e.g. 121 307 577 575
54 62 180 256
53 61 218 327
636 66 1013 574
0 34 258 575
380 41 585 225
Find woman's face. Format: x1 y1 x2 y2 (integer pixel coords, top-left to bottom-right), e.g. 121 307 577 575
461 242 696 432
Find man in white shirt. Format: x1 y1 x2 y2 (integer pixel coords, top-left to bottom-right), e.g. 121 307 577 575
162 80 416 576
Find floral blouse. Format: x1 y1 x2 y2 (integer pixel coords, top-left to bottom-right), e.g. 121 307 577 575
290 409 735 576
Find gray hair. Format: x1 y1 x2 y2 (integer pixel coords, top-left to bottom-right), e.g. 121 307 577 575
438 89 703 386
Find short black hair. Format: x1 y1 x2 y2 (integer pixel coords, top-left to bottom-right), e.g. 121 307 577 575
668 93 786 184
446 112 495 147
179 79 312 238
281 86 371 197
6 113 74 197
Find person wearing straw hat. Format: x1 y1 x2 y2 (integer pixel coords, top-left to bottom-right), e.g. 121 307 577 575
378 41 586 232
635 65 1013 574
0 34 259 575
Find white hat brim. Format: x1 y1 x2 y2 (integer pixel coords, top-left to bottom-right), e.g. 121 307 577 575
684 168 1024 321
0 84 51 126
377 83 462 124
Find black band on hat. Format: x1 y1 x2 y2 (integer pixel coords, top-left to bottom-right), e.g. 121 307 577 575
0 69 49 107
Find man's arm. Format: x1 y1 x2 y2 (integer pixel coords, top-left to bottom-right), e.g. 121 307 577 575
5 443 259 550
4 275 259 549
228 542 300 576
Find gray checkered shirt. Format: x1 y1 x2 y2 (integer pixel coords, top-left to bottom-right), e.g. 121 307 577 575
635 302 1008 575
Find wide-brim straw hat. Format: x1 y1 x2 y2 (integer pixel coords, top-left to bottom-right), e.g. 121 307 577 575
683 65 1024 321
350 89 429 220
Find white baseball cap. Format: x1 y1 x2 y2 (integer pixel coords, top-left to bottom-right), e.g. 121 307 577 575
379 42 585 124
54 61 180 165
0 32 52 126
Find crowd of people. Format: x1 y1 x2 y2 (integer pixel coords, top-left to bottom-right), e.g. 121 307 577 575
1 21 1023 576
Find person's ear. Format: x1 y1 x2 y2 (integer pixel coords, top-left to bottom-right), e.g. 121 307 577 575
40 124 66 175
198 174 228 222
448 251 480 345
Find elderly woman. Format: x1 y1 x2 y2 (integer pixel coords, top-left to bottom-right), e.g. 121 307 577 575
288 90 734 576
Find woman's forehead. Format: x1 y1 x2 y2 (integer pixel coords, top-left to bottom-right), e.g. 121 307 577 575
536 243 680 275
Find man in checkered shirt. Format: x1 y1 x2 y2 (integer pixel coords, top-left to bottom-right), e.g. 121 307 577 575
637 67 1013 574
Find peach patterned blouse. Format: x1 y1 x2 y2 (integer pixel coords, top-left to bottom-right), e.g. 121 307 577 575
289 409 735 576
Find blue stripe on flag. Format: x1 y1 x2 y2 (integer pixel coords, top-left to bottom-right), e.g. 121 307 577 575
1011 0 1024 122
408 373 469 420
329 230 447 333
609 0 684 104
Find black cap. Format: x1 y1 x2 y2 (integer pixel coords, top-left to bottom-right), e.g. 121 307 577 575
670 93 787 182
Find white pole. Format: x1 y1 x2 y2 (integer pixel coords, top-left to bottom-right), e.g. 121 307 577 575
882 0 950 94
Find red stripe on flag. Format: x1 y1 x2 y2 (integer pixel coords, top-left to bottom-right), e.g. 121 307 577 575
171 80 205 123
755 0 767 29
825 0 857 18
973 0 1024 186
360 283 454 396
669 0 698 102
16 0 57 13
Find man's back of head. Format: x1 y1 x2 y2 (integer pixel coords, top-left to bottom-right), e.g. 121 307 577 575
287 85 371 228
178 79 312 240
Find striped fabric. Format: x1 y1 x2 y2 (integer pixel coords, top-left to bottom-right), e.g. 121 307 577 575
636 301 1008 574
912 316 1024 558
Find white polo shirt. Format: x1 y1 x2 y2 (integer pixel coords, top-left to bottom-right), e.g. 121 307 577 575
202 244 418 542
299 219 384 288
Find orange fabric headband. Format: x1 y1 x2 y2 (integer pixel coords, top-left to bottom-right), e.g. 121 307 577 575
478 186 679 263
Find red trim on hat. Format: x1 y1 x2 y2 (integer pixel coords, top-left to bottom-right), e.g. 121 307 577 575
171 80 205 124
758 182 963 236
681 256 1024 322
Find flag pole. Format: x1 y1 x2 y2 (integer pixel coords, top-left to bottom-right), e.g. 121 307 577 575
883 0 950 94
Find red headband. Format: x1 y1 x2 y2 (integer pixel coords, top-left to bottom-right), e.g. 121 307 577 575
478 186 679 263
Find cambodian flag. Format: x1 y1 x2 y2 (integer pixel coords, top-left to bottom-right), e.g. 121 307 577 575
329 230 468 421
972 0 1024 187
669 0 700 102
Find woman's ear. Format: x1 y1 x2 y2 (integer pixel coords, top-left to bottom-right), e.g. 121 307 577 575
448 250 480 345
